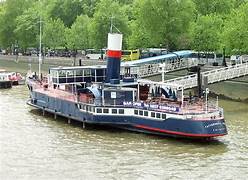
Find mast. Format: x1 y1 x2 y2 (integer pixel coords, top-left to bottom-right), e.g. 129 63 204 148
38 0 42 79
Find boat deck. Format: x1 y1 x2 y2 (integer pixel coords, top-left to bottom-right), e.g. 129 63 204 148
32 82 221 119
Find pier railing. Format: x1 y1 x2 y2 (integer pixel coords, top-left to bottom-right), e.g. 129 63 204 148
164 62 248 89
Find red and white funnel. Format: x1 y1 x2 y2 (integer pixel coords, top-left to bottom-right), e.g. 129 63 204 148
106 33 123 83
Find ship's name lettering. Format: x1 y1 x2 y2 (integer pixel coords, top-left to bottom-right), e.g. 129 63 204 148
123 102 179 112
204 122 223 128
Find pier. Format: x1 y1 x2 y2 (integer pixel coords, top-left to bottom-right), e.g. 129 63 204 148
163 62 248 90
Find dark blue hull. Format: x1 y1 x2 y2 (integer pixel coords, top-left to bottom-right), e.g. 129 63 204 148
28 91 227 139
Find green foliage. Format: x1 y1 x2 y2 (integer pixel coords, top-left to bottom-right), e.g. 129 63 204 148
90 0 129 49
193 0 235 16
190 14 223 52
14 4 40 49
0 0 248 54
66 15 91 50
43 18 66 49
128 20 151 49
222 2 248 54
234 0 248 7
129 0 195 50
46 0 83 27
81 0 100 18
0 0 33 48
46 0 100 27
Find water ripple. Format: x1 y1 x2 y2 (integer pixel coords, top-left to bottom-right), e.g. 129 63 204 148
1 86 248 179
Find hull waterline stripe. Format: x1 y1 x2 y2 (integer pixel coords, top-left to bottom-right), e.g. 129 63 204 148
135 125 226 137
107 50 121 58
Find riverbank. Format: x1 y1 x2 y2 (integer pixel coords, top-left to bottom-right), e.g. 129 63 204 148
0 54 105 66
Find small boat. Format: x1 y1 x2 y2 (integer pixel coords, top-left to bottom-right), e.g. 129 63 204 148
0 70 12 89
7 72 25 85
0 70 25 88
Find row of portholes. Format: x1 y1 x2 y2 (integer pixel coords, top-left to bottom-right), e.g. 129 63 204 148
134 109 166 120
96 108 125 115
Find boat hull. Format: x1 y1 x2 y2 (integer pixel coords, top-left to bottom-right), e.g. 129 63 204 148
27 91 227 139
0 81 12 89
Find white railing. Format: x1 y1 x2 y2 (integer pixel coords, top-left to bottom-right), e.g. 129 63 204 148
164 63 248 90
120 58 198 78
135 58 198 78
203 63 248 84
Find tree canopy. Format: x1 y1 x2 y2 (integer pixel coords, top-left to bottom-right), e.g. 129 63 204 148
222 2 248 54
0 0 247 54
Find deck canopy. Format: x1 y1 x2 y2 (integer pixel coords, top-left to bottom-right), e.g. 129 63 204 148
122 50 192 66
49 65 106 84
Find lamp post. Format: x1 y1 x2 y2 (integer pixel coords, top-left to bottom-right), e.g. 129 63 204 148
222 46 227 67
159 63 167 82
14 41 19 62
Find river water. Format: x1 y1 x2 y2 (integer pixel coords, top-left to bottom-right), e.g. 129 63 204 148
0 60 248 179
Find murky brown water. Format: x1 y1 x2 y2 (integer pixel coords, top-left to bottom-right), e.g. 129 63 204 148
1 60 248 179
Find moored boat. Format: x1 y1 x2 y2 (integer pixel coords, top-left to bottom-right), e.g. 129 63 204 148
26 33 227 139
0 70 12 89
8 72 25 85
0 70 25 88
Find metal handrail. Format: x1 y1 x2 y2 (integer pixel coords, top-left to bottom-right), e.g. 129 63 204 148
164 62 248 90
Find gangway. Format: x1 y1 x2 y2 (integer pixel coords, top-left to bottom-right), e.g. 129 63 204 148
163 63 248 90
120 50 197 78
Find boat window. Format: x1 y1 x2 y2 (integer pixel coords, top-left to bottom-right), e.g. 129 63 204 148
112 109 117 114
139 110 143 116
119 109 124 114
50 70 58 78
97 108 102 113
76 70 83 76
156 113 161 119
66 70 73 77
162 114 166 119
144 111 148 116
151 112 155 117
91 107 94 112
59 70 66 77
103 109 109 113
84 69 91 76
82 105 86 110
134 110 138 115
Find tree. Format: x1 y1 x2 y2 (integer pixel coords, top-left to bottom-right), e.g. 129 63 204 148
66 15 91 50
129 0 195 50
90 0 129 49
0 0 33 49
81 0 100 18
193 0 235 16
190 14 223 52
43 18 66 49
233 0 248 7
46 0 99 27
0 3 5 47
127 20 152 49
14 4 40 49
222 2 248 54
